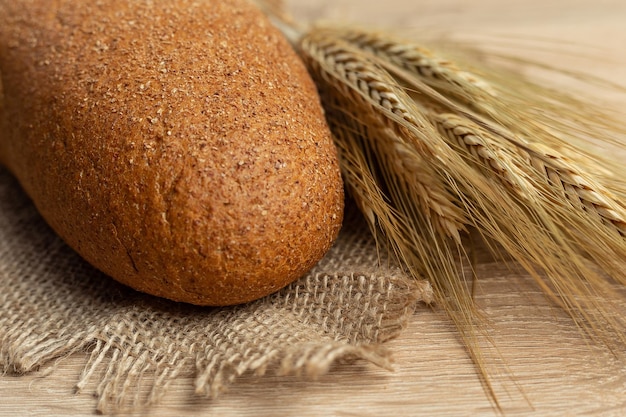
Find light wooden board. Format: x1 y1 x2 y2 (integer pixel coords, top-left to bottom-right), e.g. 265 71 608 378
1 1 625 415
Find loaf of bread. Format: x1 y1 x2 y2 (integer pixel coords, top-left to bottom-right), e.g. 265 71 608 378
0 0 344 305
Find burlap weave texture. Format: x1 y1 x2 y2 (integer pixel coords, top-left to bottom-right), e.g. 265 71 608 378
0 168 431 412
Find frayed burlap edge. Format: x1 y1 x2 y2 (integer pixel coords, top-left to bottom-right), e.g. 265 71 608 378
84 274 431 412
2 272 431 413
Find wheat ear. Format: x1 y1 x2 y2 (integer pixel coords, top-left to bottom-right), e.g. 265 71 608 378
299 33 467 240
324 26 497 100
429 110 626 344
432 112 626 275
521 142 626 237
430 112 526 192
433 112 626 233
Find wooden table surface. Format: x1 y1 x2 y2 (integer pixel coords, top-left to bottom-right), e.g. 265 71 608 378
2 0 626 415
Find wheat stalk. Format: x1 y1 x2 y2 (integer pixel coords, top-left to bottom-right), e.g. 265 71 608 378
254 4 626 408
300 29 621 404
298 31 506 402
301 25 626 358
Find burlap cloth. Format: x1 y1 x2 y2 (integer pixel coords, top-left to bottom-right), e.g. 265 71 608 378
0 167 432 412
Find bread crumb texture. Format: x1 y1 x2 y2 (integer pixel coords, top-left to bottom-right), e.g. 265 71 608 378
0 0 344 305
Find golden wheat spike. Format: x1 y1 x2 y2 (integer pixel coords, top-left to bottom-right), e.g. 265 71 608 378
299 32 468 242
433 112 626 235
431 110 626 273
320 26 497 100
521 142 626 237
432 112 526 192
432 111 626 286
431 109 626 341
356 120 468 242
330 119 431 272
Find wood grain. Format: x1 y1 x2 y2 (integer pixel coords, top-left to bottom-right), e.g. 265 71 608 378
1 0 625 415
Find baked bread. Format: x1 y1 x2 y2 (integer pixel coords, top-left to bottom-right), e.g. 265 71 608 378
0 0 344 305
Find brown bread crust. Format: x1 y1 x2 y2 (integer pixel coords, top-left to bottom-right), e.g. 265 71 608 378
0 0 344 305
